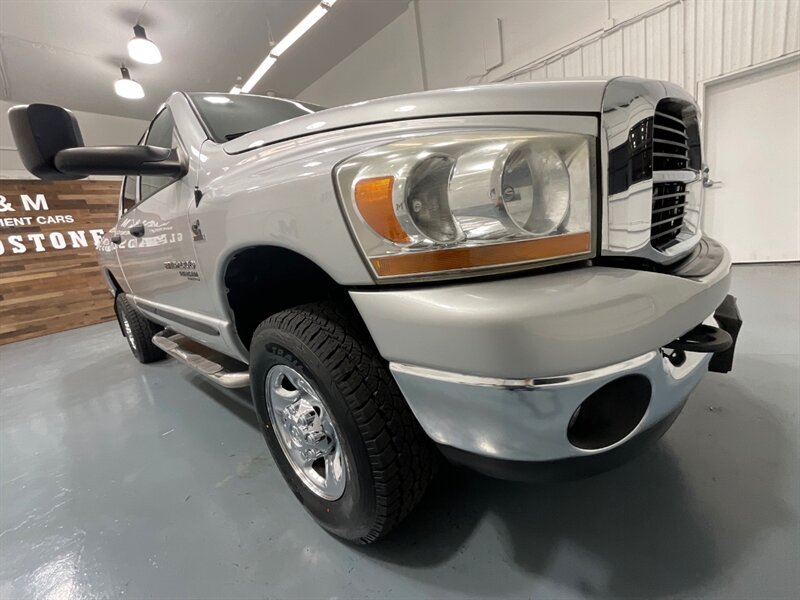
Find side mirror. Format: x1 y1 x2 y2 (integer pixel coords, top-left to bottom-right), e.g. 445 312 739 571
55 145 183 178
8 103 83 180
8 103 184 181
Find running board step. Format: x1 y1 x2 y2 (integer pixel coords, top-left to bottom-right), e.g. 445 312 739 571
152 330 250 389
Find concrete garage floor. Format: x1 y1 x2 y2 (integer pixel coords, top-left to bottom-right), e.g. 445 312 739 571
1 264 798 599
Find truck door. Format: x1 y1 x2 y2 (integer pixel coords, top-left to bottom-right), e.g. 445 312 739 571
115 106 217 321
98 175 137 293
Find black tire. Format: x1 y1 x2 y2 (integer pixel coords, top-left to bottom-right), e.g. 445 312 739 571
250 301 436 543
114 294 166 364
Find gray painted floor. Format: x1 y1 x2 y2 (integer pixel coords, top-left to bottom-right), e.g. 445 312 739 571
1 264 798 600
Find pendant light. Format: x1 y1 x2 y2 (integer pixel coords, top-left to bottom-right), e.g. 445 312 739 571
128 24 162 64
114 66 145 99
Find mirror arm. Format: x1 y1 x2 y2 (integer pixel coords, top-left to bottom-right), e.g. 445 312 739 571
53 145 184 177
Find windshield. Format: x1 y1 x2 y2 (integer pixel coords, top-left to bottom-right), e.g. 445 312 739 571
188 93 325 143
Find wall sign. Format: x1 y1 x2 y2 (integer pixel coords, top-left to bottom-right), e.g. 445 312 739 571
0 179 120 345
0 192 107 254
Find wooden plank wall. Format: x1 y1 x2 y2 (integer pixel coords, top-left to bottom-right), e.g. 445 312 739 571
0 179 120 345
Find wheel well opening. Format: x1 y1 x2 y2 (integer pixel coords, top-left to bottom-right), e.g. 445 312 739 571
224 246 345 350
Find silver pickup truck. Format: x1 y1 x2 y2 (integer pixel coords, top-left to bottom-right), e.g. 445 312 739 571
9 77 742 543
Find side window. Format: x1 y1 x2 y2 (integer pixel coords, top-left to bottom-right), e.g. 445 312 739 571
120 176 137 214
140 108 179 202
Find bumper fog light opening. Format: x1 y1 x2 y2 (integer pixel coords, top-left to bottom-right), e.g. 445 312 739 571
567 375 652 451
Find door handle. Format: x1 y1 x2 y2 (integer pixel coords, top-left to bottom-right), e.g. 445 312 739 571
129 224 145 237
111 234 122 245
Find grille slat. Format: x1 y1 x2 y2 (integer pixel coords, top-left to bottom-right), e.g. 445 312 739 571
655 110 686 127
651 214 685 228
654 124 688 139
650 223 684 242
653 151 689 160
650 101 692 250
652 202 688 215
654 139 689 151
653 191 686 201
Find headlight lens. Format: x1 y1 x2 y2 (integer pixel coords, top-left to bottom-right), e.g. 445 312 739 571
406 155 458 242
336 131 594 280
501 145 570 234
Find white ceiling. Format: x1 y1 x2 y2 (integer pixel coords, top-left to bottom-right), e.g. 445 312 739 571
0 0 410 120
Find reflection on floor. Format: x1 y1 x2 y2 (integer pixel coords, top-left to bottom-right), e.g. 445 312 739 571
1 264 798 599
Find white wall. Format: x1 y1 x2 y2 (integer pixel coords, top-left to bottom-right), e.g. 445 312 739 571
417 0 664 89
297 0 800 107
490 0 800 99
702 57 800 262
297 0 666 104
298 5 425 107
0 100 149 179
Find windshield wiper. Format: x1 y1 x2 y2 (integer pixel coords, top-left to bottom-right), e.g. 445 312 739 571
225 130 253 141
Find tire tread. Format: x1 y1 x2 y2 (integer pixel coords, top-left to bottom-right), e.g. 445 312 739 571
253 301 435 543
115 294 166 364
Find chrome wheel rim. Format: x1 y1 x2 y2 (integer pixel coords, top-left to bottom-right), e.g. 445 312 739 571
265 365 346 500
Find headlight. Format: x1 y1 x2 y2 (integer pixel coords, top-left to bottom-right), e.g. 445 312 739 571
335 131 594 280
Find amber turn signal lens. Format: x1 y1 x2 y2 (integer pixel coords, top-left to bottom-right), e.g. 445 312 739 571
354 176 410 243
371 231 591 277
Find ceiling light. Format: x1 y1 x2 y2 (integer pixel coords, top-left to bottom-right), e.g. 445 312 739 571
203 95 232 104
271 5 327 57
114 66 144 99
242 56 277 94
240 0 337 93
128 24 162 64
229 85 242 95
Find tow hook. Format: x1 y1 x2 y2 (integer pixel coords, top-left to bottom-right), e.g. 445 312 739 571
665 324 733 354
663 295 743 373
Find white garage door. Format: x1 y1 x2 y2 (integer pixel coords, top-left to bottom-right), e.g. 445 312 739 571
702 57 800 263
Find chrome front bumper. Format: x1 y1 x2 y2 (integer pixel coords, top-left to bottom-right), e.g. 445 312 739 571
351 238 734 475
390 347 711 464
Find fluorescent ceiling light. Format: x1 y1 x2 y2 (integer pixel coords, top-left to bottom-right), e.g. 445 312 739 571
114 66 144 99
128 24 162 64
242 55 277 93
271 5 327 56
230 85 242 94
203 95 232 104
239 0 337 93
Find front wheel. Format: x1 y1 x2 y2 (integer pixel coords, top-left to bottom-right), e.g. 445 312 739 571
114 294 166 364
250 301 435 543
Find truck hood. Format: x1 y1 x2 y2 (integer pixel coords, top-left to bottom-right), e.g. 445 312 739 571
222 78 613 155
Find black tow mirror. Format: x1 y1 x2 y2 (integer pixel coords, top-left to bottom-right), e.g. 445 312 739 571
8 103 184 181
54 145 183 178
8 103 83 180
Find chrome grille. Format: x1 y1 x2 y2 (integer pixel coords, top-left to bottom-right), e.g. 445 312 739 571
650 103 690 250
602 79 704 263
